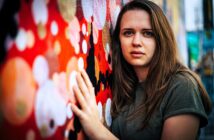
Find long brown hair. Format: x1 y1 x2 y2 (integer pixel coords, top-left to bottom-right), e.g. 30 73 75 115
111 0 212 129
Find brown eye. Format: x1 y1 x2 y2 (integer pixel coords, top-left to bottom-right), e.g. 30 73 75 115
123 30 134 37
142 31 154 38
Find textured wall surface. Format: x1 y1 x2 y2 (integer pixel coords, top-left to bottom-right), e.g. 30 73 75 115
0 0 130 139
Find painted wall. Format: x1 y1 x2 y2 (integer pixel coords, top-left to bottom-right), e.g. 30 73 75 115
0 0 131 139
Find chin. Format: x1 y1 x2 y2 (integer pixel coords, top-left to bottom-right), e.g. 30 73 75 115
130 63 147 67
129 61 150 68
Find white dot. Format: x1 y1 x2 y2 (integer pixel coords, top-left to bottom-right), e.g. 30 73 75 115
105 43 110 60
32 55 49 86
82 39 87 54
35 81 58 137
68 17 80 54
105 98 112 127
97 102 103 120
81 0 93 22
64 130 69 138
51 21 58 36
112 6 120 30
105 43 110 54
69 71 77 92
32 0 48 25
82 23 86 35
66 103 73 119
35 80 67 137
78 57 84 70
93 0 106 29
15 28 27 51
74 45 80 54
26 30 35 48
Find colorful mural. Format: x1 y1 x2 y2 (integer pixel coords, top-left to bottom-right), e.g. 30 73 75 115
0 0 192 139
0 0 130 139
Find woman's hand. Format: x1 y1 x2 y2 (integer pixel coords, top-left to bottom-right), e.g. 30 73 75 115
71 69 118 140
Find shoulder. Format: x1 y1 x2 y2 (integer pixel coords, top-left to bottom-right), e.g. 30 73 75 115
166 72 201 97
170 72 198 88
164 72 202 103
163 72 200 104
161 72 208 127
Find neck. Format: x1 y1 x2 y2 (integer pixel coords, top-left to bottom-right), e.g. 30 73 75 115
134 66 149 82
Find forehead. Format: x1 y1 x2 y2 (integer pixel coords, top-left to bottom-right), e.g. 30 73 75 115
120 9 151 29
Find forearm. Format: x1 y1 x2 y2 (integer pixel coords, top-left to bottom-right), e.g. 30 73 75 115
89 122 118 140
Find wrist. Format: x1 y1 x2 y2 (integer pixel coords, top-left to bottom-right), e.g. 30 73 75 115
91 122 118 140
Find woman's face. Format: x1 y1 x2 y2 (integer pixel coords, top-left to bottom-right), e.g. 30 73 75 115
119 9 156 69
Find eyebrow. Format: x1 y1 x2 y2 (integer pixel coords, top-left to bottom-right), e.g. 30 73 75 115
121 28 153 31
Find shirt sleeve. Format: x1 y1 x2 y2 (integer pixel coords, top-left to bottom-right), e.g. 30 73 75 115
162 74 208 127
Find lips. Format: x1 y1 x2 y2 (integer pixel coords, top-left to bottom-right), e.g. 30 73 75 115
130 51 145 57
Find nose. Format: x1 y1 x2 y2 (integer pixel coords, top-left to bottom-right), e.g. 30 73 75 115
132 33 141 47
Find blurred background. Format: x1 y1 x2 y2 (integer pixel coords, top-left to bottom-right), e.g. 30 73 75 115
0 0 213 140
153 0 214 139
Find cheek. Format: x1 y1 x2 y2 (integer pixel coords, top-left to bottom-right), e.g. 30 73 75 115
120 41 129 55
121 47 128 57
147 42 156 57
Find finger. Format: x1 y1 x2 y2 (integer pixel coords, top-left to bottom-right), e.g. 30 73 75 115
89 86 95 99
76 72 90 99
80 69 95 97
70 103 84 119
73 85 87 109
80 69 93 89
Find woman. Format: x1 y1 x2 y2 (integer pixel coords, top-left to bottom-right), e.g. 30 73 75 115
71 0 212 139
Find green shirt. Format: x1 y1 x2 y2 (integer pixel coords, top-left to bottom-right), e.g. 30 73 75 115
110 73 208 140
